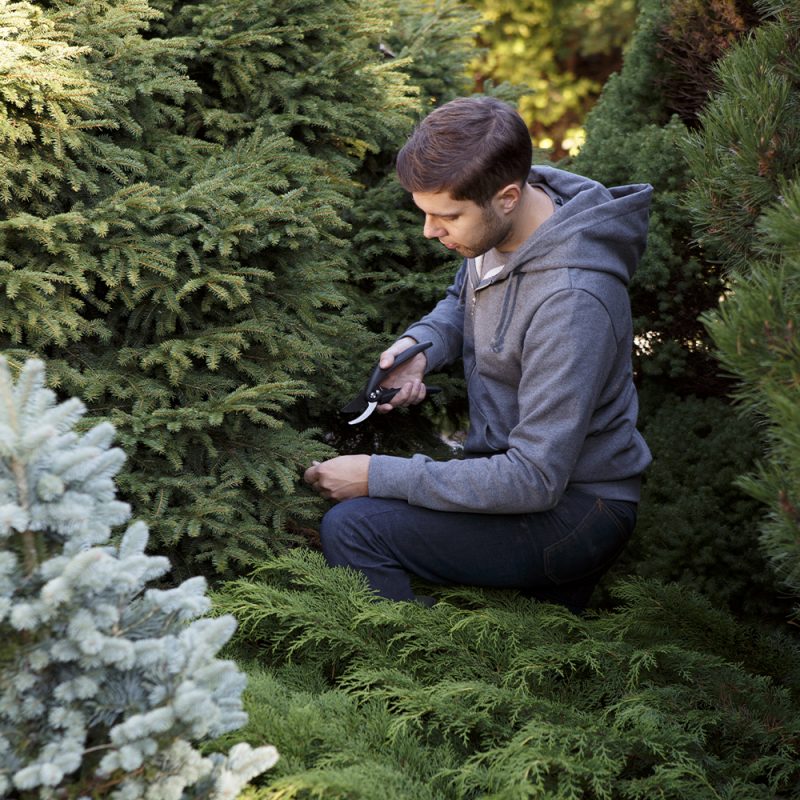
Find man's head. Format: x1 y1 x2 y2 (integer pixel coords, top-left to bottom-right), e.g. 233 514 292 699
396 96 532 206
397 97 534 257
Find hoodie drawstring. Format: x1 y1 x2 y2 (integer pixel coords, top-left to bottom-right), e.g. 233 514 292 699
489 268 524 353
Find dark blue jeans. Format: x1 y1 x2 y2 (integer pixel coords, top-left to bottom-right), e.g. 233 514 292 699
320 487 637 611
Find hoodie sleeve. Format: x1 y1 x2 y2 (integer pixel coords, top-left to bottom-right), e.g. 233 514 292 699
401 261 468 371
369 288 618 513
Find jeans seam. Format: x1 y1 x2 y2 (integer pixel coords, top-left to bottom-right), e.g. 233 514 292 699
543 498 630 586
596 498 628 536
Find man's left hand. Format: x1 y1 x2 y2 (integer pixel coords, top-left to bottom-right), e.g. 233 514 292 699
304 455 371 501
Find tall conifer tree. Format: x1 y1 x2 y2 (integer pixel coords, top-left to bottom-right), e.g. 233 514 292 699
568 0 786 620
0 0 483 575
683 0 800 608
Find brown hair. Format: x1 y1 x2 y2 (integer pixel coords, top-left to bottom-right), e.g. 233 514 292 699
396 96 532 206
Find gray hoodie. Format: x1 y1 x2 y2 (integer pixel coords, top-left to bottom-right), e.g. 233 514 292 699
368 165 653 513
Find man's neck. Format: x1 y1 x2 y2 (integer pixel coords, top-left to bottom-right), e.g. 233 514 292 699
496 184 554 254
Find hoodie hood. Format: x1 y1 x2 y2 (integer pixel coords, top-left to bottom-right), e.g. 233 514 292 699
502 165 653 285
479 166 653 354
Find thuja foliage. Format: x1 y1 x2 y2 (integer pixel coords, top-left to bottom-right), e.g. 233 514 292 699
684 0 800 602
212 550 800 799
0 357 277 798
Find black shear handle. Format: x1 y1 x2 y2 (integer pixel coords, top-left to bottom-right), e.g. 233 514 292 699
364 341 433 401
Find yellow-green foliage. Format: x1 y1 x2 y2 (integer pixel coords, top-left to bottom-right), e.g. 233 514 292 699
0 0 481 576
468 0 637 152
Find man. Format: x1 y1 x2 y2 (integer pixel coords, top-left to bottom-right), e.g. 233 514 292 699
304 96 652 611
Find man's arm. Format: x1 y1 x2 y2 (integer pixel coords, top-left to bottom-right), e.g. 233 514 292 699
368 290 619 513
399 260 468 372
304 261 468 501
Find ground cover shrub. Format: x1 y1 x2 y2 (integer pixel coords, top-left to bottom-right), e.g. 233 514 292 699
212 549 800 799
0 357 277 798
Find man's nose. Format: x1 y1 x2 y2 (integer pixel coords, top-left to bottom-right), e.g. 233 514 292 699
423 215 445 239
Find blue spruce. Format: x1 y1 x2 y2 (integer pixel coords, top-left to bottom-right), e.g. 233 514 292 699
0 357 278 798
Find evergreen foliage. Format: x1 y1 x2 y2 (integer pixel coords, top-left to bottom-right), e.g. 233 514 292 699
572 0 759 388
602 389 790 623
0 357 277 798
653 0 760 125
213 550 800 799
0 0 485 575
684 0 800 604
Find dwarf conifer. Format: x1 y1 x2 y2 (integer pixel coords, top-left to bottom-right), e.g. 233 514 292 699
0 357 277 798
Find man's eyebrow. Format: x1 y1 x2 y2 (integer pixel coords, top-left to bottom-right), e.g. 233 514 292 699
416 206 460 217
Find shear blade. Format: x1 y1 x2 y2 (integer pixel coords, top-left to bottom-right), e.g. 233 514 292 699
348 401 378 425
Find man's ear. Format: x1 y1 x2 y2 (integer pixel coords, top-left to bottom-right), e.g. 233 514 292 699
495 182 522 214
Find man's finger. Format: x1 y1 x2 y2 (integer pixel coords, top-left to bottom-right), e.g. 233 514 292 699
303 461 321 484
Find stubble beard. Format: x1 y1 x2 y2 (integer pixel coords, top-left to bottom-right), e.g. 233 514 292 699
456 205 513 259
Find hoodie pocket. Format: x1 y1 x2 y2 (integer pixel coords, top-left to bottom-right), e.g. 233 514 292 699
543 494 635 585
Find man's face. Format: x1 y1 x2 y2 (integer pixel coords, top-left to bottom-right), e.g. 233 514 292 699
412 190 513 259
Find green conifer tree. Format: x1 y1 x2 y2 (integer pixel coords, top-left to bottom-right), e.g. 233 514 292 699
683 0 800 606
1 0 481 576
568 0 781 617
572 0 759 388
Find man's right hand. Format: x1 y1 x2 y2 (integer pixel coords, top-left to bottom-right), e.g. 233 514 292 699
376 336 429 413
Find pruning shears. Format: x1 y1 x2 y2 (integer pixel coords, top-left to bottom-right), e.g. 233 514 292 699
341 341 441 425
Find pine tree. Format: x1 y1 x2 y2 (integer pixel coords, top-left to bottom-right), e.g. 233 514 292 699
0 357 277 798
683 0 800 606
